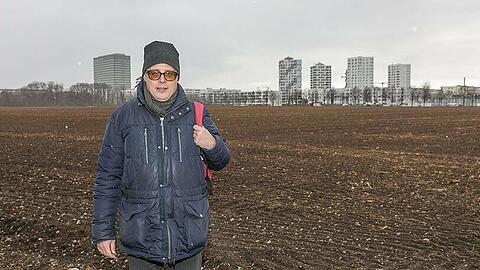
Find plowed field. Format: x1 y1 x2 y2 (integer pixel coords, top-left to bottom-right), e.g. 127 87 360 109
0 106 479 269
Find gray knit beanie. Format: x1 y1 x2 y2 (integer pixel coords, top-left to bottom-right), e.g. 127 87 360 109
142 41 180 78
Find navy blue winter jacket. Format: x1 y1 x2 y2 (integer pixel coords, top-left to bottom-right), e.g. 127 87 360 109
91 83 230 264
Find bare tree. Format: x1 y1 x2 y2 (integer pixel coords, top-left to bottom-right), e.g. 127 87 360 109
70 83 92 94
388 88 395 104
92 83 113 104
421 81 431 106
269 91 277 106
399 87 405 105
409 88 418 106
70 83 94 105
351 87 359 105
372 87 379 105
436 89 446 106
23 81 47 91
302 90 309 106
381 87 387 105
327 88 336 105
0 90 12 106
363 87 372 104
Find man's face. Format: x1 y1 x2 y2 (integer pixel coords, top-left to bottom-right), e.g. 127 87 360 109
144 63 178 101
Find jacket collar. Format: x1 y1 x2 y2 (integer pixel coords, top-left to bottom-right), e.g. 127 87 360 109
137 80 190 120
137 80 188 106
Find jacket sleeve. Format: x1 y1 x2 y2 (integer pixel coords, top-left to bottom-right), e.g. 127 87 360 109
201 106 230 171
91 111 123 244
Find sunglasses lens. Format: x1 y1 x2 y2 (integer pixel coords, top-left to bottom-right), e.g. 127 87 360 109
146 70 177 81
147 70 161 80
164 71 177 81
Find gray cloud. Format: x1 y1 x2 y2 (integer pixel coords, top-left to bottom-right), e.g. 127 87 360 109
1 0 480 90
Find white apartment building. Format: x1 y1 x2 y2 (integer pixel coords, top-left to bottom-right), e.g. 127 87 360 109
388 64 411 90
184 88 281 106
279 57 302 105
345 56 374 90
388 64 411 104
310 63 332 104
440 85 479 95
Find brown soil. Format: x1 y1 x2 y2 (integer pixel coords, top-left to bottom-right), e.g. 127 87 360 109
0 106 479 269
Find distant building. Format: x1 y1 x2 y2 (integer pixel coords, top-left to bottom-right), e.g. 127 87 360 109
310 62 332 104
440 85 478 95
440 85 480 106
388 64 411 104
279 57 302 105
186 88 241 105
185 88 281 106
93 53 131 91
388 64 411 90
346 56 374 90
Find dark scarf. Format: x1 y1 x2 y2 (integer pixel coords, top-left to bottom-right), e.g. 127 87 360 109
143 81 178 117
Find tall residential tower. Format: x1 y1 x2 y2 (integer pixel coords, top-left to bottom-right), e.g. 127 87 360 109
310 62 331 104
279 57 302 105
310 62 332 90
388 63 411 104
345 56 374 90
388 64 411 90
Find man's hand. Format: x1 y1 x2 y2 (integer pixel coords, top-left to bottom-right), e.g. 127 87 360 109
97 240 118 259
193 125 216 150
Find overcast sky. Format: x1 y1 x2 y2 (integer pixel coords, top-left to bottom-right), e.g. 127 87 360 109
2 0 480 90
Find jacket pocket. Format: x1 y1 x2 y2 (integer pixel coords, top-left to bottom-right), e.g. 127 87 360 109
144 128 149 164
119 201 149 250
177 127 183 163
184 197 209 250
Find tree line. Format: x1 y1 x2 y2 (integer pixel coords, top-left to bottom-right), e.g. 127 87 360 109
0 81 130 106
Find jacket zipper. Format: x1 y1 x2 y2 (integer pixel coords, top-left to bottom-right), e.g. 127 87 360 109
166 224 172 263
140 101 187 263
144 128 149 164
160 117 172 262
177 127 182 162
160 118 165 153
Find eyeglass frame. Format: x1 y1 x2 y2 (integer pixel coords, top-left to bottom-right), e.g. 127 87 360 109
145 69 178 81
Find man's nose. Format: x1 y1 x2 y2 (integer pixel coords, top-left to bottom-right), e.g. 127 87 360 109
158 74 166 83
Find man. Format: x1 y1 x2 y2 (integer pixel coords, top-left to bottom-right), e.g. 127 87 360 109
91 41 230 269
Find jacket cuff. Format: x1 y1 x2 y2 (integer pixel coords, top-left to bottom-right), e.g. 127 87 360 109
202 135 222 156
91 220 116 245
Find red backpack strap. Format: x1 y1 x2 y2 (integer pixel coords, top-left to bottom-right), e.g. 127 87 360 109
193 101 214 194
193 101 204 127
